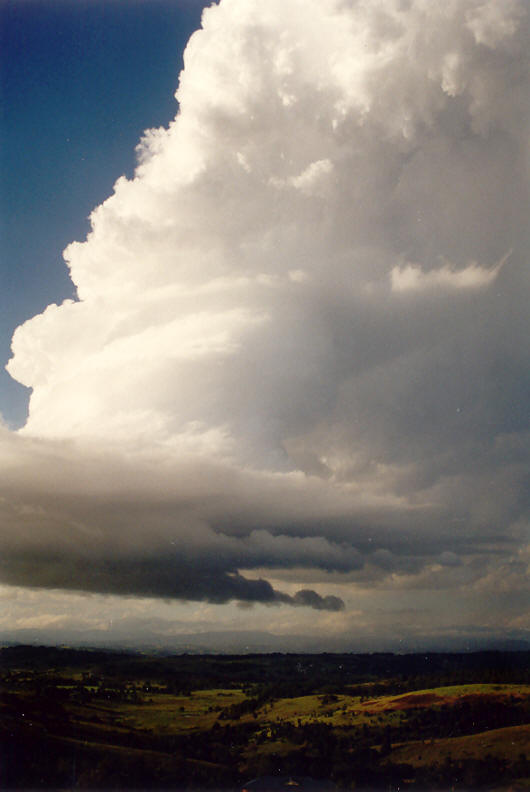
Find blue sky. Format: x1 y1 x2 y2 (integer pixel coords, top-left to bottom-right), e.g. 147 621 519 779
1 0 209 427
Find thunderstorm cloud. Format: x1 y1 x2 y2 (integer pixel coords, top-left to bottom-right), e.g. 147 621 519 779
2 0 529 640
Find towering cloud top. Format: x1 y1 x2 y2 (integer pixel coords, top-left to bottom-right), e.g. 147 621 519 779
3 0 529 629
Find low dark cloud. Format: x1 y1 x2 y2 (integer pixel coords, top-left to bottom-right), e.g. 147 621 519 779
289 589 345 612
0 551 344 611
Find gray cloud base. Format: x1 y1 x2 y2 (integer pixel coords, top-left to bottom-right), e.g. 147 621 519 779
0 553 344 611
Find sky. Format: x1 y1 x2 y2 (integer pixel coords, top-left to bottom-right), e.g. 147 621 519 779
0 0 529 653
0 0 207 427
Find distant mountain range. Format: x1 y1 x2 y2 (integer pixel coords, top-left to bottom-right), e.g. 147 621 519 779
1 626 529 654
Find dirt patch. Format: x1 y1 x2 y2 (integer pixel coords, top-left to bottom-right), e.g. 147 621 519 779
458 693 509 705
362 692 442 713
391 693 440 710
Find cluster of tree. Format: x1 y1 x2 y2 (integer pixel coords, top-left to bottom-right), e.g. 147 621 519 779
3 645 529 694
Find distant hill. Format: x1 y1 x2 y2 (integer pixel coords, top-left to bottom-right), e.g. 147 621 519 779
1 627 529 655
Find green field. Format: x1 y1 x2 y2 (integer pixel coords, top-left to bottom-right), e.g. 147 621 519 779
103 688 248 734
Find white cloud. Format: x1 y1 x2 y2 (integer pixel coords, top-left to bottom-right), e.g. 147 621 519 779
391 252 508 293
2 0 529 643
271 158 334 196
466 0 526 49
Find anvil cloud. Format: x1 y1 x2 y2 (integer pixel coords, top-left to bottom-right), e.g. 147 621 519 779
2 0 529 643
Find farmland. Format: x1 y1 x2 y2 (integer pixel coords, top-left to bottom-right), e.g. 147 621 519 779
1 646 529 789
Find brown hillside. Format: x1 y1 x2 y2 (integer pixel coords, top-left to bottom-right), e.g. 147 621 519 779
387 723 530 767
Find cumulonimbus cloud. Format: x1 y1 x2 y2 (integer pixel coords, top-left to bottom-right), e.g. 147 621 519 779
3 0 529 620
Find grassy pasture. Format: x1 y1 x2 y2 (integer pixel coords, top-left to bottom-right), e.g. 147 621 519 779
253 694 404 732
387 723 530 767
257 694 329 724
245 684 530 732
359 684 530 713
97 688 247 734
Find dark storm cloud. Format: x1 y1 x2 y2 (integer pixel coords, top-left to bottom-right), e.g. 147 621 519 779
0 551 343 610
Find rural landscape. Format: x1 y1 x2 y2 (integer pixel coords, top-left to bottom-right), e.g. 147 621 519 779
1 646 529 790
